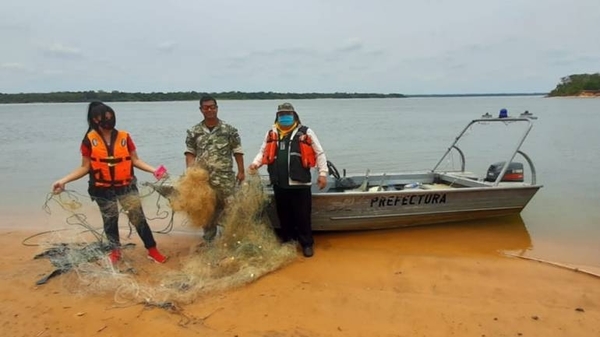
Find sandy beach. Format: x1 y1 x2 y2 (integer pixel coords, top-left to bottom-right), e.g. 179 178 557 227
1 221 599 337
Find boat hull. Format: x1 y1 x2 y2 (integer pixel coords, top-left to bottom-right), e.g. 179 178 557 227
265 185 541 231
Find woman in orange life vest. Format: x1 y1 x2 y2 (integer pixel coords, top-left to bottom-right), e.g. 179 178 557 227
248 103 328 258
52 102 168 264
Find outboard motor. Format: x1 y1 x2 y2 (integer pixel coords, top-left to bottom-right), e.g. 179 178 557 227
485 161 524 182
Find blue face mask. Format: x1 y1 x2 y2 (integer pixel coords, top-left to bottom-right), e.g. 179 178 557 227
278 115 294 126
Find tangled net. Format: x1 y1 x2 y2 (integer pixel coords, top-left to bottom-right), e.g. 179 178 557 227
168 166 216 229
158 172 297 304
36 169 297 308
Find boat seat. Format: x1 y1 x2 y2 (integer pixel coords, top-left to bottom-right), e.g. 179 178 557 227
438 173 488 187
421 183 456 190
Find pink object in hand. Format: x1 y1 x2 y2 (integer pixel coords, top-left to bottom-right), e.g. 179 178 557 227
154 165 167 180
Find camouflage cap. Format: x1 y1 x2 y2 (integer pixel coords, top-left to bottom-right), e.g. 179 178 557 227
277 102 295 113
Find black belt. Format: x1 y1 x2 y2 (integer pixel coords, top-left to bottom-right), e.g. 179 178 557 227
91 156 131 167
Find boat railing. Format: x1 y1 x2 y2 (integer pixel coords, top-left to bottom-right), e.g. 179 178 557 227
516 150 537 185
451 145 466 172
431 115 536 187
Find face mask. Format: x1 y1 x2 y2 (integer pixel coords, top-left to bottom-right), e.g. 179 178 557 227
278 115 294 126
100 118 115 130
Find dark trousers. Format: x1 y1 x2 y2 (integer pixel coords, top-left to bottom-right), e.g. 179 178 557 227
92 184 156 250
273 185 314 248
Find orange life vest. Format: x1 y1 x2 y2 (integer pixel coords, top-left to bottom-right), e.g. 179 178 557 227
261 130 279 165
298 134 316 168
261 128 316 168
87 130 133 187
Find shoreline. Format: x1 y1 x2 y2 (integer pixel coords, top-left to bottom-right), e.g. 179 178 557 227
9 209 600 272
2 226 600 336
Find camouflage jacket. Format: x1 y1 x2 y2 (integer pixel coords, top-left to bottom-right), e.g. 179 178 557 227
185 120 243 175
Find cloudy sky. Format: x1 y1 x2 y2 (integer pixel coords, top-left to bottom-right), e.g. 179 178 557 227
1 0 598 94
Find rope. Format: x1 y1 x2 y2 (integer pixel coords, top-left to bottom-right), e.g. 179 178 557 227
31 180 177 248
504 252 600 279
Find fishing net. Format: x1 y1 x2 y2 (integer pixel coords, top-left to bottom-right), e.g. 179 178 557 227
35 169 297 308
168 166 216 229
158 173 297 304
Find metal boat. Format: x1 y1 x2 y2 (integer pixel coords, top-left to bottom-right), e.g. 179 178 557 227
265 112 542 231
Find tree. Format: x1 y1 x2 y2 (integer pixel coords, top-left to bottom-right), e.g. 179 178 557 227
548 73 600 96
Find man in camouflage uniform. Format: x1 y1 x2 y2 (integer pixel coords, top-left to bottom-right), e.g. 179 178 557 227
184 95 245 242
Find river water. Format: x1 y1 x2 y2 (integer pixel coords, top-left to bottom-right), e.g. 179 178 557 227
1 97 598 268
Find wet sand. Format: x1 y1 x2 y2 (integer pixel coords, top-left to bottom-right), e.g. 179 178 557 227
1 218 599 337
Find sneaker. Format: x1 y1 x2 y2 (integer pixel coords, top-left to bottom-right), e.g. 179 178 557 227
302 245 314 258
108 249 121 264
147 247 168 264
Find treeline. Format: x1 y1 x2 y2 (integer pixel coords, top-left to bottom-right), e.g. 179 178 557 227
408 93 545 98
0 90 405 104
548 73 600 96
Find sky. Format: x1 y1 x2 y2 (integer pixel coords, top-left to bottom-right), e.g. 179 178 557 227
1 0 598 95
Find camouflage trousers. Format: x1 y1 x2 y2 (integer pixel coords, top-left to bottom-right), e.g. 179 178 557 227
203 171 236 242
